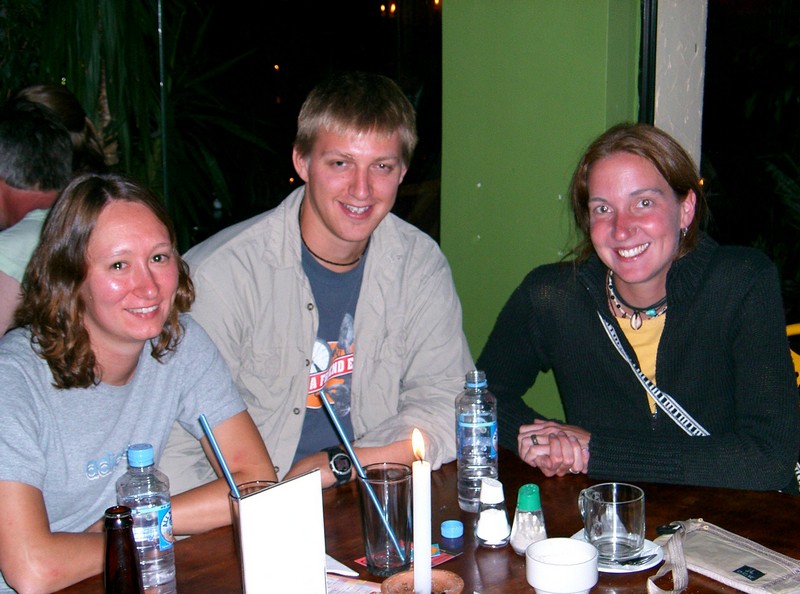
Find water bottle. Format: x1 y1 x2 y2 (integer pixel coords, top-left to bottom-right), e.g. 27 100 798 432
116 443 177 594
456 369 498 512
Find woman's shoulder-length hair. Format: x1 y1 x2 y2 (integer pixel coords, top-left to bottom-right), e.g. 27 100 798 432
16 172 195 389
568 122 708 262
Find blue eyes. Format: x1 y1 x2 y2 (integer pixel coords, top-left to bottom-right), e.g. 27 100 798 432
329 161 394 171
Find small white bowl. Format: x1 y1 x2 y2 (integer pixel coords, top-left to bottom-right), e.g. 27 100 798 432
526 537 599 594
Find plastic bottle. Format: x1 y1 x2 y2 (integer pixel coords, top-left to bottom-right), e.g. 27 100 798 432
475 477 510 548
510 483 547 555
116 444 177 594
455 369 498 512
104 506 144 594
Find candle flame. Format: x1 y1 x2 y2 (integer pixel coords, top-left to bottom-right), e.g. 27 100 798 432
412 428 425 461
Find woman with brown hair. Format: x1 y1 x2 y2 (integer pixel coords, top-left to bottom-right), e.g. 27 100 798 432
477 123 798 491
14 83 107 174
0 173 275 593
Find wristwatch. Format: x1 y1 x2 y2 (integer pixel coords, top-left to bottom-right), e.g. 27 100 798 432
323 446 352 486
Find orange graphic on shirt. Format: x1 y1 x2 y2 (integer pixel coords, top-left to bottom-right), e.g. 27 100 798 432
307 312 355 412
306 346 354 408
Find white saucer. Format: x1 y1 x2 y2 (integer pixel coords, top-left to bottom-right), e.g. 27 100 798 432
570 531 664 573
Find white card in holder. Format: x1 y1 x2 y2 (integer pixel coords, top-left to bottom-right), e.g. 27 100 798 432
238 469 327 593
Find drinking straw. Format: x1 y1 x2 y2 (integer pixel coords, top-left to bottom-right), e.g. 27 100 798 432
318 388 407 563
198 413 241 499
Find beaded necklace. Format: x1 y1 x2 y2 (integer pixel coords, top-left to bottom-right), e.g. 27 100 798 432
298 202 367 267
606 270 668 330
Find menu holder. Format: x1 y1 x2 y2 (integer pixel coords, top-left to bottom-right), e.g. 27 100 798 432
238 469 327 593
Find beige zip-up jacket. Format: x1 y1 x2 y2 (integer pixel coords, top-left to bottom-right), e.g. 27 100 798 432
161 187 474 490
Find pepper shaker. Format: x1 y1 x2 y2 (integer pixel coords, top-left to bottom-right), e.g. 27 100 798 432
510 483 547 555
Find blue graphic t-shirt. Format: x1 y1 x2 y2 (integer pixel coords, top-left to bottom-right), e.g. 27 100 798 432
294 244 365 463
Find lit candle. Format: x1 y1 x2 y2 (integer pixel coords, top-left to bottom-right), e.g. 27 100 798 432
412 428 431 594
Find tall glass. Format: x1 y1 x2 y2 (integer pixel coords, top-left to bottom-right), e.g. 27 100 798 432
357 463 413 577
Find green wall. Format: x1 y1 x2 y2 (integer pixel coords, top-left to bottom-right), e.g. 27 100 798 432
441 1 640 419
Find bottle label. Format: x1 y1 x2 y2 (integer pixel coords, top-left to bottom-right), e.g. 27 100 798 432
159 506 174 550
457 414 498 459
131 503 175 550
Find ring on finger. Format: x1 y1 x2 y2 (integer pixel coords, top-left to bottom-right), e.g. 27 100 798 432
569 467 580 474
530 434 539 446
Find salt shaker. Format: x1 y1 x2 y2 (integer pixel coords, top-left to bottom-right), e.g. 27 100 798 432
510 483 547 555
475 477 510 548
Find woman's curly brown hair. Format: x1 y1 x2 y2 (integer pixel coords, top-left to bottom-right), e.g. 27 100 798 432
16 173 195 389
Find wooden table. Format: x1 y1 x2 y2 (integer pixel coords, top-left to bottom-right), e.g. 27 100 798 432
61 451 800 593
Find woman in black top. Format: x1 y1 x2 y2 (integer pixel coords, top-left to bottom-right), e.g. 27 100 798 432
477 123 798 490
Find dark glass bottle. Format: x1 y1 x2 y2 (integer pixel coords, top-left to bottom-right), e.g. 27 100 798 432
104 505 144 594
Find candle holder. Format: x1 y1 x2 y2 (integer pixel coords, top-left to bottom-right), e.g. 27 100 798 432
380 568 464 594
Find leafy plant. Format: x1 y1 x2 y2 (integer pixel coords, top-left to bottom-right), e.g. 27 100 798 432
0 0 45 98
6 0 276 251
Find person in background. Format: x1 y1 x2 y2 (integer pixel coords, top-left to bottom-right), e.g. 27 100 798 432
0 173 276 593
14 83 107 174
0 99 73 334
161 71 473 491
477 123 799 491
0 84 107 334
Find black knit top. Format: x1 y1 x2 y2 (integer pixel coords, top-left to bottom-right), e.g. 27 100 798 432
477 233 799 490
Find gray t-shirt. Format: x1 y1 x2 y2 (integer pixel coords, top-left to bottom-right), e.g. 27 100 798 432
293 244 364 463
0 315 244 593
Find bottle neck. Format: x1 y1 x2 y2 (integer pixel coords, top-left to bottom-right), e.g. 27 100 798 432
128 463 154 472
106 517 133 528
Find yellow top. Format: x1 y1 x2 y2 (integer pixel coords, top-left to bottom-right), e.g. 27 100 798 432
619 314 666 413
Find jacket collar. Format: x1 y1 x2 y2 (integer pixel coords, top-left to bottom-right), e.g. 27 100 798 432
576 231 719 310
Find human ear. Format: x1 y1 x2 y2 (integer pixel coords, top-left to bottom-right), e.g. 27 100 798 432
680 189 697 229
292 146 310 182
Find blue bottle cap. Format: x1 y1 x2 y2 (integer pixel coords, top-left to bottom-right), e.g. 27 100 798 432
127 443 154 468
441 520 464 539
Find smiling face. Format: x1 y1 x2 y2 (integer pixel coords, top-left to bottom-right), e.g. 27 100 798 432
293 127 408 266
80 200 179 360
588 152 696 305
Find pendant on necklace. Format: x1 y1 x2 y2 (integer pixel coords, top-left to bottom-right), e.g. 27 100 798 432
630 311 643 330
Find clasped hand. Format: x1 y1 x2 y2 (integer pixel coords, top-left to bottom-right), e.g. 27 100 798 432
517 419 591 477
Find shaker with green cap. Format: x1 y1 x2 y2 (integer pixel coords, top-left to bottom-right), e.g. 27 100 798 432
510 483 547 555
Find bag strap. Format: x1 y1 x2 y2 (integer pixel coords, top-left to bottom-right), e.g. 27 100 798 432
647 522 690 594
597 312 710 437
